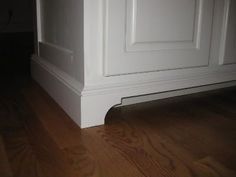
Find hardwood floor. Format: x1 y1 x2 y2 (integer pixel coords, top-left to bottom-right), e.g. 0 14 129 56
0 77 236 177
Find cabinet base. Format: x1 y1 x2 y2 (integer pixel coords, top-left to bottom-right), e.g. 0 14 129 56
31 56 236 128
31 56 122 128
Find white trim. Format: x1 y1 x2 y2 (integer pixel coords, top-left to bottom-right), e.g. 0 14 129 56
82 69 236 96
31 56 122 128
39 42 74 55
103 0 110 76
38 42 75 75
36 0 42 43
32 55 83 95
31 56 83 126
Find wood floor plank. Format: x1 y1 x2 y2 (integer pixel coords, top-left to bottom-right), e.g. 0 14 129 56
23 82 85 148
105 109 205 177
0 135 13 177
23 83 101 177
194 156 236 177
1 78 236 177
82 128 146 177
89 122 194 177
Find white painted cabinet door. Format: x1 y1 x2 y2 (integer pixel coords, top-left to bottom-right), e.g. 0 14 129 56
220 0 236 65
103 0 214 76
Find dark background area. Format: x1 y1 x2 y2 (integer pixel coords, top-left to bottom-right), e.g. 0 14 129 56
0 0 34 76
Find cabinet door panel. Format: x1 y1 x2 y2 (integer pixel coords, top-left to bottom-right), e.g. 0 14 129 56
134 0 195 43
221 0 236 65
104 0 214 76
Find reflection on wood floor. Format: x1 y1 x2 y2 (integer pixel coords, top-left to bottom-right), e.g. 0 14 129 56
0 77 236 177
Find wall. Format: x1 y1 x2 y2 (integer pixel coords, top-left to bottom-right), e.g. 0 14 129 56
0 0 33 33
0 0 34 75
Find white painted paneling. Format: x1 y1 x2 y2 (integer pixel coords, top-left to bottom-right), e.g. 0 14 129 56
223 0 236 64
31 56 83 127
39 0 84 82
129 0 196 44
126 0 201 51
39 42 74 75
104 0 214 76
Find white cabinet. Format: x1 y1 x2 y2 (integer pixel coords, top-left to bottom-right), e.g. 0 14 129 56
32 0 236 128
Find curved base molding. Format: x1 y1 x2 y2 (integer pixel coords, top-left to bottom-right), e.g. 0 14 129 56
31 56 236 128
80 94 122 128
31 56 122 128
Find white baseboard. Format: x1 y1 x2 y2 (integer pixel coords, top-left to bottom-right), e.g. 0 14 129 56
31 56 83 126
31 56 121 128
39 42 75 75
31 55 236 128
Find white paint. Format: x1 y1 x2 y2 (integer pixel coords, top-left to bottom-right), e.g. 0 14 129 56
32 0 236 128
31 55 121 128
223 0 236 64
31 56 82 126
127 0 197 46
32 54 236 128
104 0 214 76
125 0 204 52
218 0 236 65
39 0 84 82
39 42 74 75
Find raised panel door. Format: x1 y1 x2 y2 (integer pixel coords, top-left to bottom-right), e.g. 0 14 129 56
103 0 214 76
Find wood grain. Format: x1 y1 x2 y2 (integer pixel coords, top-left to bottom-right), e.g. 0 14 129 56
0 78 236 177
0 135 13 177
